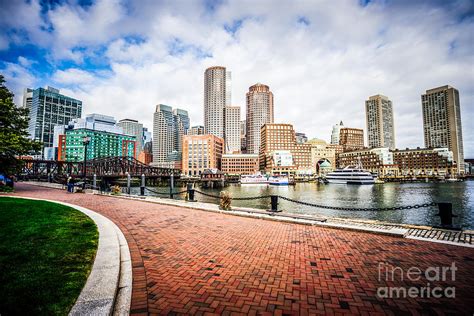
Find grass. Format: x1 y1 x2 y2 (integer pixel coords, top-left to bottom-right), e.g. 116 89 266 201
0 197 98 315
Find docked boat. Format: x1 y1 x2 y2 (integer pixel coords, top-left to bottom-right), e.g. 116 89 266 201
325 166 375 184
446 178 461 182
374 178 385 184
240 174 268 184
268 176 290 185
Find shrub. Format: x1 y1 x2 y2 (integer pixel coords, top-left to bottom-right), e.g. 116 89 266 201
219 191 232 210
111 185 121 195
0 185 14 193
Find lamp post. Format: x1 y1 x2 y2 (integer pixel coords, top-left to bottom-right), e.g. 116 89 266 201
83 136 90 189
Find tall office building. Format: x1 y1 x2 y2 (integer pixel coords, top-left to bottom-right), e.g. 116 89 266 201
22 88 33 110
331 121 344 145
189 125 205 135
117 119 144 154
295 132 308 144
422 85 464 173
138 127 153 164
204 66 231 138
246 83 274 154
365 94 395 149
26 86 82 157
339 127 364 152
152 104 189 167
173 108 190 157
240 120 247 153
224 106 241 153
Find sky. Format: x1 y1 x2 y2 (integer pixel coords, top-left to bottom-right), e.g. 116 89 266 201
1 0 473 157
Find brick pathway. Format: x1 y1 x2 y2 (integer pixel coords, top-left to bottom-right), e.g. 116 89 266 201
9 183 474 315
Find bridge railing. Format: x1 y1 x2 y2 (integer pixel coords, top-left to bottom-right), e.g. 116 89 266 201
17 156 181 178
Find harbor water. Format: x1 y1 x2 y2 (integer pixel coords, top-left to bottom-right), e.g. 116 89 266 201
133 180 474 229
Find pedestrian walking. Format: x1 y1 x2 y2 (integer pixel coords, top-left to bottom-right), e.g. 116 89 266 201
67 176 73 193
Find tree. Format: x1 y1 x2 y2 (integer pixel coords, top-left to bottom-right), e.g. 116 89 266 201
0 74 42 175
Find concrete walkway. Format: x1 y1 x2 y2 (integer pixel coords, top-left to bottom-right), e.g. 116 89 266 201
10 183 474 315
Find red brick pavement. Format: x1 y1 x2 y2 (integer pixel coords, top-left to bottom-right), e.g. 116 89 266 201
9 183 474 315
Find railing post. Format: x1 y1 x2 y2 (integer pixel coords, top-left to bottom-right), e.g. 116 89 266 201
169 173 174 199
187 183 195 202
140 174 145 196
126 172 131 195
436 202 457 228
270 195 279 212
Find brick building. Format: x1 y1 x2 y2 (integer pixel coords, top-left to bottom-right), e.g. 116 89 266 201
259 124 312 175
339 127 364 152
182 134 224 176
338 147 456 179
392 148 456 177
221 154 259 175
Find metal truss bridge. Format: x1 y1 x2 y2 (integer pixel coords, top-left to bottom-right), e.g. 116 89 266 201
18 156 180 180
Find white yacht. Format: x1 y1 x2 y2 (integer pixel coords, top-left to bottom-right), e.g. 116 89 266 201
240 174 269 184
325 166 375 184
268 176 290 185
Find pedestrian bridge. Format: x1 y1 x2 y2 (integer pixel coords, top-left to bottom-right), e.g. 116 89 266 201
18 156 180 179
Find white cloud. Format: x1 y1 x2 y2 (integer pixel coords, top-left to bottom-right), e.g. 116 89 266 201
2 0 474 157
52 68 98 86
17 56 34 67
0 0 50 47
1 62 37 105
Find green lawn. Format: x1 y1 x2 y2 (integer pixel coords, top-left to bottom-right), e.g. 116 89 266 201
0 197 98 315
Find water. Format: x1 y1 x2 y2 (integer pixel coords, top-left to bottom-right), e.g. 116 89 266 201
132 180 474 229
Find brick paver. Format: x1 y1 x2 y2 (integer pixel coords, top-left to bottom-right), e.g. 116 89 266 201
9 183 474 315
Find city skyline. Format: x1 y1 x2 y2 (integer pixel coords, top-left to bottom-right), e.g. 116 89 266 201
1 0 473 157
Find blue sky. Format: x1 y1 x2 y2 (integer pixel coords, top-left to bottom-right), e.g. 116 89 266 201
1 0 473 157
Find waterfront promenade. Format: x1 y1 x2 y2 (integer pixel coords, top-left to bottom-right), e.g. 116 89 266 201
9 183 474 315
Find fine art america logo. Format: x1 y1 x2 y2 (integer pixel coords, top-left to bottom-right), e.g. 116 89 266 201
377 262 457 299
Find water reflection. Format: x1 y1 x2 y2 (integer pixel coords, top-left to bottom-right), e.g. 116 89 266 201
131 180 474 229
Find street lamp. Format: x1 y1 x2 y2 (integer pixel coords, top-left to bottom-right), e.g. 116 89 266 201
83 136 90 188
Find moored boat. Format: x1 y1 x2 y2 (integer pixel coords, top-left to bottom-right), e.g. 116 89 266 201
268 176 290 185
326 166 375 185
240 174 268 184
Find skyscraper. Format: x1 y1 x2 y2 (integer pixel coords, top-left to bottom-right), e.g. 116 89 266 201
117 119 144 154
365 94 395 149
189 125 205 135
224 106 241 153
246 83 274 154
22 88 33 110
152 104 189 167
26 86 82 157
240 120 247 153
330 121 344 145
422 85 464 173
295 132 308 144
173 108 190 157
204 66 231 138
